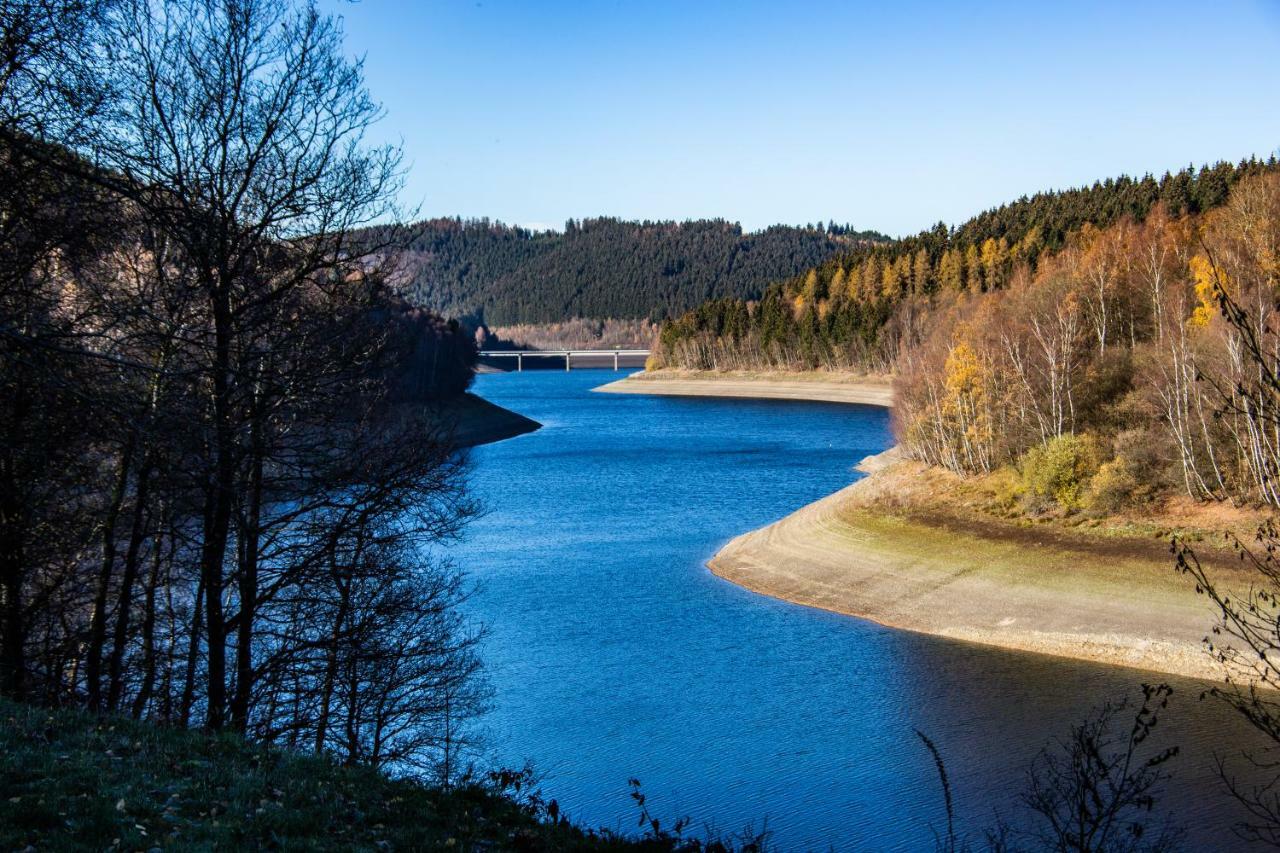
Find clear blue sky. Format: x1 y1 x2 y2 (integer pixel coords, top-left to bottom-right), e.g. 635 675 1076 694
326 0 1280 236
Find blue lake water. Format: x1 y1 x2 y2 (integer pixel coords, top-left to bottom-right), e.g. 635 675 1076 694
457 369 1262 851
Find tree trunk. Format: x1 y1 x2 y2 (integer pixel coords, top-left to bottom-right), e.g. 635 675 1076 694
107 456 153 712
179 574 205 728
131 525 165 719
201 287 235 730
87 436 134 711
230 419 263 733
0 482 25 700
314 569 352 755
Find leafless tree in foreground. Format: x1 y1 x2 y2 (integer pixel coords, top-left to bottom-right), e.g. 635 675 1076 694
0 0 489 778
1176 531 1280 846
1171 181 1280 845
0 0 117 701
1004 684 1180 853
921 685 1181 853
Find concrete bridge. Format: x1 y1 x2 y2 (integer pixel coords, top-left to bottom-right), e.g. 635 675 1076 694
478 349 650 371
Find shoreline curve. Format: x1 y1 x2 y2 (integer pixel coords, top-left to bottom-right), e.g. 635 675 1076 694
708 469 1224 682
600 369 1226 682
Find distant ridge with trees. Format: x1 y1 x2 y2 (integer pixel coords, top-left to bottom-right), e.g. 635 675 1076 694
653 157 1280 373
364 217 889 326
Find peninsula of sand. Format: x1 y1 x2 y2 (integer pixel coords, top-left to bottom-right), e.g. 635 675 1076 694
595 369 1237 682
595 368 894 407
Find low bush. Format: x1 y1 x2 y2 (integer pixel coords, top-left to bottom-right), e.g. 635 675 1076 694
984 465 1025 515
1085 455 1142 514
1020 433 1105 512
1112 427 1169 498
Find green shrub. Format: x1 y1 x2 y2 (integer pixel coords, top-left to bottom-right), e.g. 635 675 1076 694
1084 456 1142 514
1020 433 1104 512
986 465 1026 514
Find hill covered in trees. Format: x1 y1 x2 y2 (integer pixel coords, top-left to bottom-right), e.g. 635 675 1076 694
893 166 1280 513
653 158 1279 373
653 156 1280 518
366 217 888 326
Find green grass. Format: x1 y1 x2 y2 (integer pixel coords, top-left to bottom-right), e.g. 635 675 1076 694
0 698 697 851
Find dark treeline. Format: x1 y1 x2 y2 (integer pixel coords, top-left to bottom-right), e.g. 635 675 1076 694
654 158 1280 372
0 0 486 778
360 216 889 326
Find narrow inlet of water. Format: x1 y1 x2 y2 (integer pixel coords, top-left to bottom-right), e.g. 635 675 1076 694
456 369 1263 851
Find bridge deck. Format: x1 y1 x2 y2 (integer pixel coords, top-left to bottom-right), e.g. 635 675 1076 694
477 349 650 371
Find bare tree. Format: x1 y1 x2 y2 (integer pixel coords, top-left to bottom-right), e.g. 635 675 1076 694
85 0 403 729
1170 172 1280 845
1176 529 1280 846
0 0 116 699
0 0 491 783
1009 684 1181 853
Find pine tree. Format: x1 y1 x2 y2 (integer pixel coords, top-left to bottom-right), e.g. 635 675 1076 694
800 268 820 304
861 256 883 300
881 257 903 297
912 249 932 294
845 261 863 299
964 243 983 291
980 237 1010 290
829 266 847 301
938 248 964 291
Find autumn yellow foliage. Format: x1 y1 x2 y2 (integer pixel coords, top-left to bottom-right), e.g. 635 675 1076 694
1187 254 1227 328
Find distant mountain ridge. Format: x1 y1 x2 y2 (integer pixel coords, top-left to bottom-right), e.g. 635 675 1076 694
364 217 889 325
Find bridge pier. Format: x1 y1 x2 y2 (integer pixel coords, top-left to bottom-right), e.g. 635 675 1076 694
516 353 522 372
564 351 571 371
614 351 619 370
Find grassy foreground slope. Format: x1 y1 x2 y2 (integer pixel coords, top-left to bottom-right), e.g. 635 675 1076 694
0 699 686 851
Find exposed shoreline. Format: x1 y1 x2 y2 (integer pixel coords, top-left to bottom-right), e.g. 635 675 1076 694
592 368 894 407
710 458 1229 681
599 369 1229 682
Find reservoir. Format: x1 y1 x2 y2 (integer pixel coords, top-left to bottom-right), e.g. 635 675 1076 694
458 368 1262 851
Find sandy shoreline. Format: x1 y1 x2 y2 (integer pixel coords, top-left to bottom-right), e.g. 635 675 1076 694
601 369 1228 681
709 465 1228 681
593 369 894 407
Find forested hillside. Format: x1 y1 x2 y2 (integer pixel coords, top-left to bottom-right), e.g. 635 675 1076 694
653 159 1279 373
894 168 1280 514
366 217 887 325
653 157 1280 516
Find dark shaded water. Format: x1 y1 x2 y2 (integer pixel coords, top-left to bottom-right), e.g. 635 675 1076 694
458 369 1262 851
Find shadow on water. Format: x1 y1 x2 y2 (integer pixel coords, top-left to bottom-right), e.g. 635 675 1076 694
456 369 1268 851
